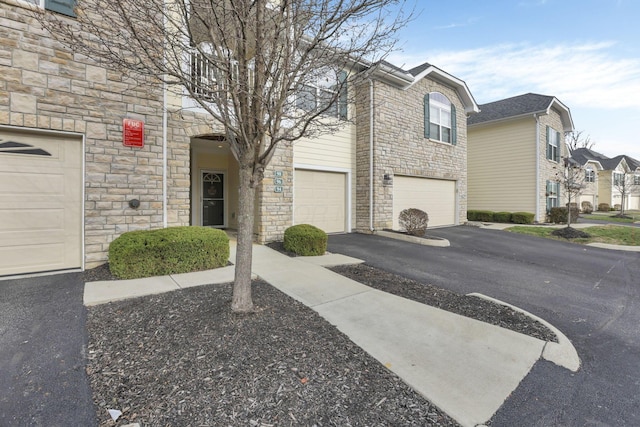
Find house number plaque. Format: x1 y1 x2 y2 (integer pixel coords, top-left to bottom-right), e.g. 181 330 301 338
274 186 283 193
274 178 283 185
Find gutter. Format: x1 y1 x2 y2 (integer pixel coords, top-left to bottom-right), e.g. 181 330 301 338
162 82 168 228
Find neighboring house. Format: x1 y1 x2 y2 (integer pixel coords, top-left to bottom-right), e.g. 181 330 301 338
0 0 478 276
570 148 640 211
467 93 574 222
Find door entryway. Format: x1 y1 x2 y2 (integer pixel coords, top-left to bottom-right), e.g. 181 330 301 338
201 171 225 227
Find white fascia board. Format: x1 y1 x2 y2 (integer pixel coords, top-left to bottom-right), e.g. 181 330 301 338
548 97 574 132
407 66 480 114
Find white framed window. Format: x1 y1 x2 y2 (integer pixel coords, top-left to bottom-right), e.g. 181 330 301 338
546 127 560 162
295 71 348 120
613 172 624 186
546 180 560 212
585 168 595 183
425 92 456 144
22 0 76 17
634 174 640 185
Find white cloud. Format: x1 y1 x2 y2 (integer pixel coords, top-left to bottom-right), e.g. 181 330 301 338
390 41 640 110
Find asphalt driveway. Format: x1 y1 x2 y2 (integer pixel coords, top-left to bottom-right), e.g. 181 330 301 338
0 272 95 426
328 227 640 427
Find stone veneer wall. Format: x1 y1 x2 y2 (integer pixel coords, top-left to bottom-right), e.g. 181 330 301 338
537 107 566 221
355 77 468 232
0 1 199 267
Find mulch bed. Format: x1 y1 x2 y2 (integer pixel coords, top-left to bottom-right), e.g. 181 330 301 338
86 281 457 426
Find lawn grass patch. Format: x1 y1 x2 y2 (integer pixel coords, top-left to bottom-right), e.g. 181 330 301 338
507 225 640 246
581 212 640 223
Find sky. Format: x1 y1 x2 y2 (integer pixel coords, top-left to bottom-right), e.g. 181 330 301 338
384 0 640 160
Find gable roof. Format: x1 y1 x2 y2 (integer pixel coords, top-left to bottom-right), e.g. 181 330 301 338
571 148 640 172
364 60 480 114
467 93 574 132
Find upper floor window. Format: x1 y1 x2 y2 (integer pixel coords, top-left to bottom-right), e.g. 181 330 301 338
295 71 348 120
424 92 457 145
24 0 76 17
585 168 595 183
613 172 624 186
635 174 640 185
546 126 560 162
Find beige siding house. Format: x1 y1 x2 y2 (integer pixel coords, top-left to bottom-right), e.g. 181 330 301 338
0 1 479 276
571 148 640 211
468 93 574 222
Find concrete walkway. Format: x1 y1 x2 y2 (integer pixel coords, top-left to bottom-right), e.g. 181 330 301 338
85 242 580 427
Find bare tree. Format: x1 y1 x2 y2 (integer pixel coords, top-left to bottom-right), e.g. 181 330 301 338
565 130 595 154
611 171 640 217
554 157 586 228
36 0 410 312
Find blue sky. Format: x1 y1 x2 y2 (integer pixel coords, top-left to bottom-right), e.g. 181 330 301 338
385 0 640 160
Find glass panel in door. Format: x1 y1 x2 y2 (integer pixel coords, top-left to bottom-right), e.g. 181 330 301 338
202 172 224 227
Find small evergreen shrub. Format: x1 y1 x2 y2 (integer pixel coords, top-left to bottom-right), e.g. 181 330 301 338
467 210 494 222
549 207 579 224
398 208 429 236
108 226 229 279
511 212 535 224
598 203 610 212
493 212 512 223
283 224 327 256
581 201 593 214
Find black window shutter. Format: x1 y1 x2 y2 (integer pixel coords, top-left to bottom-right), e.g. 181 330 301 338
338 71 348 120
424 94 430 138
555 131 561 162
451 103 457 145
45 0 76 17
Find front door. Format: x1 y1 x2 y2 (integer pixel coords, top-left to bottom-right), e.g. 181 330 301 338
202 171 225 227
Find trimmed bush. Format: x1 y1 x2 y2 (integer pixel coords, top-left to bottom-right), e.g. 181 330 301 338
549 207 579 224
108 226 229 279
493 212 512 223
581 201 593 214
398 208 429 236
283 224 327 256
467 210 494 222
598 203 610 212
511 212 535 224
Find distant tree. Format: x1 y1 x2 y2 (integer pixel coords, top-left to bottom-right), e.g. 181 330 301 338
610 171 640 217
565 130 595 154
554 157 586 228
35 0 410 313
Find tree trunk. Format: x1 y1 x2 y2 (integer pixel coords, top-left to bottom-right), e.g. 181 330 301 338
232 162 256 313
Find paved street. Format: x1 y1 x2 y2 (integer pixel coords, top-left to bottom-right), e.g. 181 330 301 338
329 227 640 426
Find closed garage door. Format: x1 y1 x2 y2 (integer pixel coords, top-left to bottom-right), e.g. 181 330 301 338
0 130 82 276
629 195 640 210
393 176 456 229
294 169 347 233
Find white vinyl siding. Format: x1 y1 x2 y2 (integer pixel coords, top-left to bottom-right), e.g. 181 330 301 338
467 118 537 213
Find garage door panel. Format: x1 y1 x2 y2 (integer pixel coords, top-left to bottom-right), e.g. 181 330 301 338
294 169 347 233
0 130 82 276
393 176 456 229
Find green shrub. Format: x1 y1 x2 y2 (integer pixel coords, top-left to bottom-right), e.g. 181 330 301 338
549 207 579 224
283 224 327 256
398 208 429 236
511 212 535 224
467 210 495 222
581 201 593 214
108 226 229 279
493 212 512 223
598 203 610 212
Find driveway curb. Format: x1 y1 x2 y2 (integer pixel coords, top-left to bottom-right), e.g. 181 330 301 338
375 230 450 247
468 293 581 372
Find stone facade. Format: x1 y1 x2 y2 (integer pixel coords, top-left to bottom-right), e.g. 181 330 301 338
355 77 468 231
537 107 567 221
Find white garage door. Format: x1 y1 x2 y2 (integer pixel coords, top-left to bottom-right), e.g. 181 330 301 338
629 195 640 210
393 176 456 229
294 169 347 233
0 130 82 276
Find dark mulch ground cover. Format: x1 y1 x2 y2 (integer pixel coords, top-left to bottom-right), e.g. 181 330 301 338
87 281 458 426
551 226 591 239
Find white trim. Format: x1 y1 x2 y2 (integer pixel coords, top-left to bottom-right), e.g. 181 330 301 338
0 124 85 271
406 66 480 114
534 114 541 222
293 164 352 232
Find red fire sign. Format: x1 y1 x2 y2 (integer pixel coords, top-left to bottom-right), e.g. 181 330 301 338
123 118 144 148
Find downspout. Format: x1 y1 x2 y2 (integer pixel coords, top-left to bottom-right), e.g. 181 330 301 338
534 113 540 222
369 78 375 232
162 82 168 228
